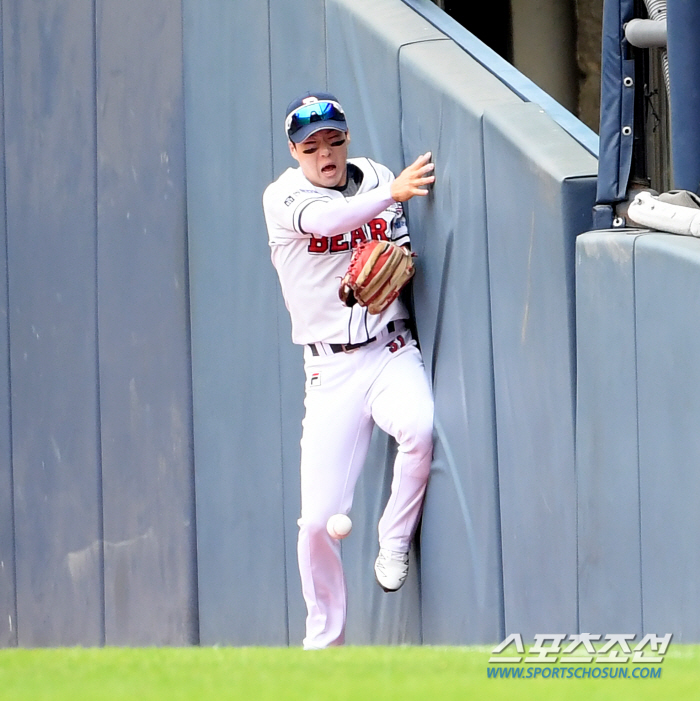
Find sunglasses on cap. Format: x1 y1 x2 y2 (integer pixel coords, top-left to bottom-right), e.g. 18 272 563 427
285 100 346 140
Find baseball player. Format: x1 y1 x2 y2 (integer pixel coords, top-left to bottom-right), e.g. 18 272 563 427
262 92 435 650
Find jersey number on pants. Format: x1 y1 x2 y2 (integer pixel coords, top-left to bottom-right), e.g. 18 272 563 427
386 335 406 353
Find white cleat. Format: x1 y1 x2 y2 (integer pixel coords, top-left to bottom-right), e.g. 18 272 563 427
374 548 409 592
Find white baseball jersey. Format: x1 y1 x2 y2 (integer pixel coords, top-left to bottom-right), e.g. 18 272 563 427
263 157 410 345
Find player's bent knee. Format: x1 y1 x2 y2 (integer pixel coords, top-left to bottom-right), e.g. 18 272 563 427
396 421 433 483
398 410 434 456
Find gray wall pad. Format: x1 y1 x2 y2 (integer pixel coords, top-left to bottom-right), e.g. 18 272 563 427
342 433 422 645
4 0 103 646
190 0 604 647
484 103 597 638
97 0 197 645
635 235 700 641
326 0 443 172
400 0 598 158
269 0 329 646
0 6 16 646
270 0 327 176
399 40 521 644
0 0 615 647
184 1 288 645
575 231 643 635
321 0 446 645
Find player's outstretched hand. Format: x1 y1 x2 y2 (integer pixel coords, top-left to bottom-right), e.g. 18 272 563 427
390 152 435 202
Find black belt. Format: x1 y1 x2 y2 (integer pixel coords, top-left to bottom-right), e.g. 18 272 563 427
309 321 396 356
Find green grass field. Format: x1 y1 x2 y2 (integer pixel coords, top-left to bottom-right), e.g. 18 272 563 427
0 644 699 700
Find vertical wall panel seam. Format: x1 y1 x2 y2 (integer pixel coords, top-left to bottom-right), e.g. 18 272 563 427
275 303 289 647
563 179 580 636
396 40 413 641
0 0 18 647
178 0 199 645
396 36 453 644
396 43 406 173
482 121 505 641
92 0 106 646
395 38 450 175
267 0 290 646
481 113 506 641
631 233 644 633
323 0 328 87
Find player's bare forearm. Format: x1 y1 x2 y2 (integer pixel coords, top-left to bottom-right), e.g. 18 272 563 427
390 152 435 202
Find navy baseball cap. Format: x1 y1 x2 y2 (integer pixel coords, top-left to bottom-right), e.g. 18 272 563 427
285 92 348 143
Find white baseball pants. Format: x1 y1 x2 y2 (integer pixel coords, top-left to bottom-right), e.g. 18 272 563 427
297 323 434 650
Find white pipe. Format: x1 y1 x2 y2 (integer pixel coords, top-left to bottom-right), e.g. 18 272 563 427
625 18 667 48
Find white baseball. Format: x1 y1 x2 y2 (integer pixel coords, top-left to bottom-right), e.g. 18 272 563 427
326 513 352 539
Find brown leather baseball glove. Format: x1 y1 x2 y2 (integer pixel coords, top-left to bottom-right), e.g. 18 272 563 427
339 240 415 314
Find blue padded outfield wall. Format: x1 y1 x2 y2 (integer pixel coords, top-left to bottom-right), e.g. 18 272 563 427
4 0 698 647
184 0 597 646
1 0 196 646
576 231 700 643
